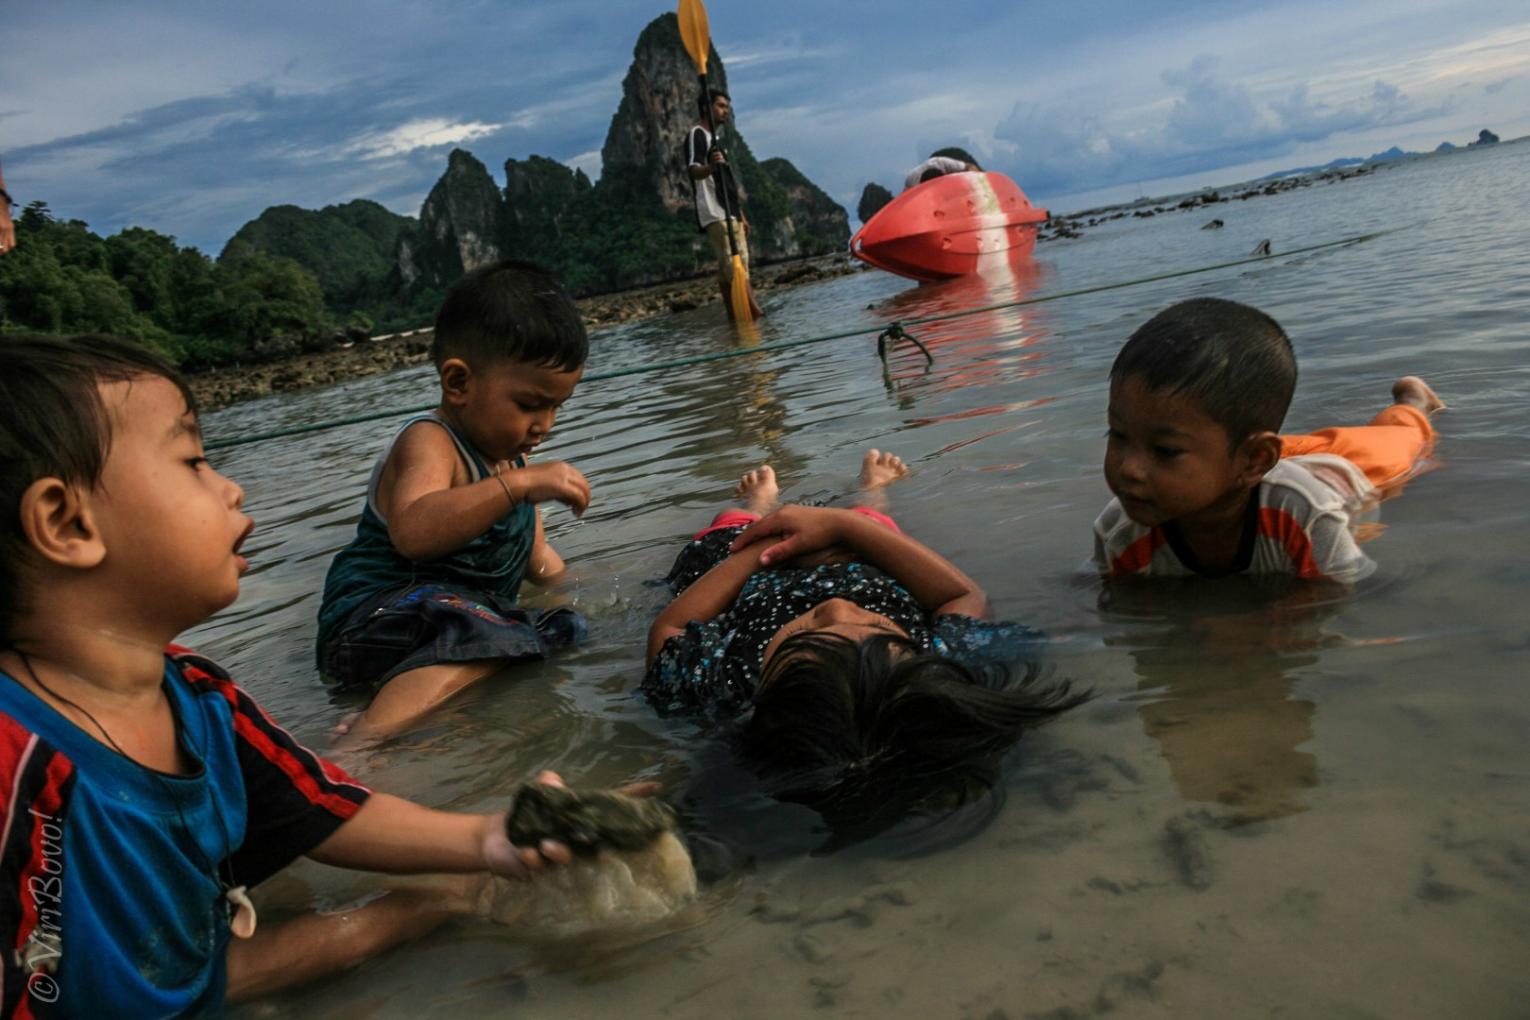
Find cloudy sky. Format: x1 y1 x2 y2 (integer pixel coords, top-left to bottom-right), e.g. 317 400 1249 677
5 0 1527 253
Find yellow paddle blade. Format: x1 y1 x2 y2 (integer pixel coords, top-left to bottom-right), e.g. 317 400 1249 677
678 0 710 74
729 255 754 322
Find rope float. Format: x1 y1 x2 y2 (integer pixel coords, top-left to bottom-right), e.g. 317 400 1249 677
204 229 1391 452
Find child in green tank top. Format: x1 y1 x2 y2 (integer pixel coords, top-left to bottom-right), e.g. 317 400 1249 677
317 261 592 741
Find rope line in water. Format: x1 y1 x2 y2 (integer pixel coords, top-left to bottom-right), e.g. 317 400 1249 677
203 229 1388 452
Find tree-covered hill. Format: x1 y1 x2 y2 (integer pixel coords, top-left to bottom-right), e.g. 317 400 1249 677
222 199 411 309
0 202 330 368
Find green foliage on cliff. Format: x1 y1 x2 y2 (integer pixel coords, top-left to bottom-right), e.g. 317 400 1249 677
758 157 849 253
554 178 701 294
223 200 409 308
495 150 700 295
216 197 436 335
0 202 330 368
858 182 894 224
504 155 593 255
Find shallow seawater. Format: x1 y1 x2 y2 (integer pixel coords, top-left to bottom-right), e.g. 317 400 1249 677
216 141 1530 1018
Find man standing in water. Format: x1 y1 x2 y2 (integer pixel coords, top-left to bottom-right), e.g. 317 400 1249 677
686 89 763 319
0 160 16 255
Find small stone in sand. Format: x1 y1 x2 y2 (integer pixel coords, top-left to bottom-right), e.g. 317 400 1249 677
1164 815 1214 891
791 933 834 964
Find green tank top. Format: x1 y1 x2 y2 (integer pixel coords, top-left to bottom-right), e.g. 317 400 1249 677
315 413 535 655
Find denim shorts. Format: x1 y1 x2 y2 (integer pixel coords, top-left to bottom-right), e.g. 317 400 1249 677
319 582 585 690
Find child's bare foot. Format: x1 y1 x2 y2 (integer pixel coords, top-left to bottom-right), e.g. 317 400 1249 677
1393 376 1446 415
859 449 910 490
857 449 909 510
734 465 779 514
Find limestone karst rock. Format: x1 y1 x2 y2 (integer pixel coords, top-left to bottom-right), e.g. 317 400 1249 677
229 13 848 301
399 149 508 288
857 182 894 224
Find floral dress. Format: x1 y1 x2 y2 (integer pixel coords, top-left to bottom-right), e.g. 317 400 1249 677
642 526 1044 719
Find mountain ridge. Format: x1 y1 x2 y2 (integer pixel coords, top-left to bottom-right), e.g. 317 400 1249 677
1256 128 1502 180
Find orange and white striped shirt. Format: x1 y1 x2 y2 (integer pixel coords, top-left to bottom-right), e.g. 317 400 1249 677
1092 455 1378 583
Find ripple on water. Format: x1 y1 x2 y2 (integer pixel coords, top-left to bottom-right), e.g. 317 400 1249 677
213 140 1530 1018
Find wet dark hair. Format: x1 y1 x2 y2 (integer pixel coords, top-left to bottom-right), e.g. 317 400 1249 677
930 146 981 169
1111 297 1296 444
432 259 588 373
0 334 197 639
739 632 1087 829
919 167 946 184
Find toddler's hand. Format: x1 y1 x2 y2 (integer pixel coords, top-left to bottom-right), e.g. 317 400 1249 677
482 773 664 879
482 770 574 879
509 460 591 516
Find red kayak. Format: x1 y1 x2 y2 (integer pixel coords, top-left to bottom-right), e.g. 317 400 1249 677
851 171 1048 282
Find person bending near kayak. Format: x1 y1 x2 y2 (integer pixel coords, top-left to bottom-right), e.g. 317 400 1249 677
0 333 586 1016
644 450 1085 834
316 260 592 742
686 88 764 320
902 146 983 191
1093 297 1446 583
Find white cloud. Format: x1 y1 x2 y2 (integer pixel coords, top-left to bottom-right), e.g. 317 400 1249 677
566 149 603 181
994 53 1451 196
345 118 507 159
720 40 841 70
1161 56 1278 147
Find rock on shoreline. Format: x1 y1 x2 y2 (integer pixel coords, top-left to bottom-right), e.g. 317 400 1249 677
188 253 860 410
1036 162 1386 242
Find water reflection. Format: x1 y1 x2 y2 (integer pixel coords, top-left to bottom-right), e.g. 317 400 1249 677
1100 580 1351 823
873 258 1049 397
861 259 1065 472
722 329 793 463
872 252 1048 322
642 327 810 488
203 141 1530 1018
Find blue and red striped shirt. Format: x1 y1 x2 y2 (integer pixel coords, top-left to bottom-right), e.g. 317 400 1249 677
0 648 368 1018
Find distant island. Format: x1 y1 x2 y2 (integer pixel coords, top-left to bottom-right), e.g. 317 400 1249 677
1258 128 1502 181
1036 127 1513 244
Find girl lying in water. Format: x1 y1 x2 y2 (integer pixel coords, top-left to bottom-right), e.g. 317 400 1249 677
643 450 1086 832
